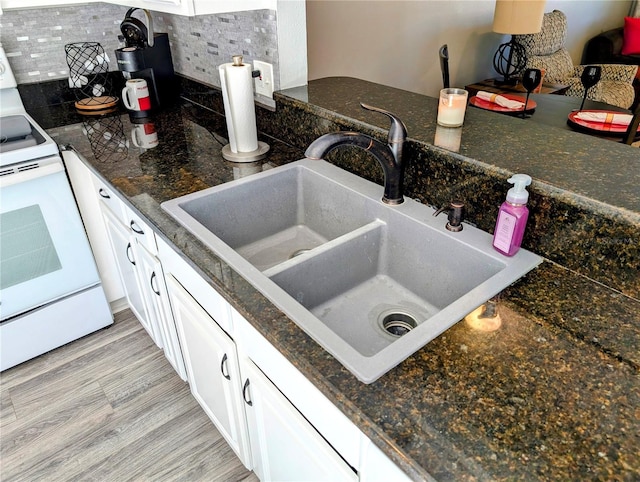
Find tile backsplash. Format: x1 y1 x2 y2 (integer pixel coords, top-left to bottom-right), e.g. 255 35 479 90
0 2 278 89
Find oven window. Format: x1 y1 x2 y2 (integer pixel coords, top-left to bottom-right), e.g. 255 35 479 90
0 204 62 290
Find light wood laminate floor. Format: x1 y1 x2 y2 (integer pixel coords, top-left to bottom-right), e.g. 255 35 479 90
0 309 259 482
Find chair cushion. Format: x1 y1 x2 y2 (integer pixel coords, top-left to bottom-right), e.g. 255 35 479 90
622 16 640 55
573 63 639 83
564 77 636 109
526 48 574 82
518 10 568 56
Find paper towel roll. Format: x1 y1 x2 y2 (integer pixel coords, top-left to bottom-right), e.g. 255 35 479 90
218 58 259 154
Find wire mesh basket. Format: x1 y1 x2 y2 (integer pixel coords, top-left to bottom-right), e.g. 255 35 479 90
82 115 128 163
65 42 118 112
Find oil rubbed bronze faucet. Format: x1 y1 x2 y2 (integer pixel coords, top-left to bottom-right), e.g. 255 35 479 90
304 103 408 205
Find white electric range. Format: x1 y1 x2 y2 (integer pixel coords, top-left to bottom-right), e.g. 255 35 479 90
0 45 113 371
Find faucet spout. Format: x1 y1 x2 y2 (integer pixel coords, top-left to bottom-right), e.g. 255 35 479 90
304 104 408 205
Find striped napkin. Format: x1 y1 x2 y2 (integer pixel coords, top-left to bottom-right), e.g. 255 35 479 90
476 91 525 109
574 112 632 126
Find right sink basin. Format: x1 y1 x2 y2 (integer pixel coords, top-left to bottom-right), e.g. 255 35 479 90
162 159 542 383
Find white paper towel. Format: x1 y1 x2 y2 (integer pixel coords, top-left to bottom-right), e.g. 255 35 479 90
218 60 259 154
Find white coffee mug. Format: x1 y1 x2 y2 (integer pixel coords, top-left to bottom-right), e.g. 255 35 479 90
131 122 158 149
122 78 152 111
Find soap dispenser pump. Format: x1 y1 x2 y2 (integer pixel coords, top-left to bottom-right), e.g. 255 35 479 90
493 174 531 256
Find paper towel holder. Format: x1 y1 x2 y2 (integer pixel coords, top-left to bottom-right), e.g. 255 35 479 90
222 142 270 162
220 55 270 163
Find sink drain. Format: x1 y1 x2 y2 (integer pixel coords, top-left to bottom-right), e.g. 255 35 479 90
289 248 311 259
381 312 417 337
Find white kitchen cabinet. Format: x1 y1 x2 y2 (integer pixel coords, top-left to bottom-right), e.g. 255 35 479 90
165 273 251 468
104 0 273 16
0 0 95 9
98 195 165 351
100 204 154 339
70 154 412 482
135 242 187 380
66 150 186 378
61 150 124 307
233 307 363 472
241 358 358 482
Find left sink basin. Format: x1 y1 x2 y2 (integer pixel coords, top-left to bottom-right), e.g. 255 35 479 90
162 159 542 383
167 163 376 271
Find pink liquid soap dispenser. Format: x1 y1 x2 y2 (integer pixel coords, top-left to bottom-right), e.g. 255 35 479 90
493 174 531 256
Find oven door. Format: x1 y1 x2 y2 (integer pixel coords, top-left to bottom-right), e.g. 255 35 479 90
0 156 101 320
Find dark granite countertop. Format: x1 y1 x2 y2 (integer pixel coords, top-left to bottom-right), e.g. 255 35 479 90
277 78 640 217
44 87 639 481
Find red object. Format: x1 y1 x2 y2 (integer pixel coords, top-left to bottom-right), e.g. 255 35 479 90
621 16 640 55
567 110 637 136
138 95 152 111
469 93 537 113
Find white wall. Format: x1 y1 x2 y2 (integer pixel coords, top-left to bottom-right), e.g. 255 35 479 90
306 0 632 98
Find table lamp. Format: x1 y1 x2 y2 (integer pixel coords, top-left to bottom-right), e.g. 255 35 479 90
492 0 546 85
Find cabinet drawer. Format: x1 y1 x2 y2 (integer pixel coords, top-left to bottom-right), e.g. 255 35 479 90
92 175 125 220
122 203 158 256
157 235 232 335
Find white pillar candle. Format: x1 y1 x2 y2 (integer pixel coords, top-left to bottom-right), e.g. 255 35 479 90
437 88 469 127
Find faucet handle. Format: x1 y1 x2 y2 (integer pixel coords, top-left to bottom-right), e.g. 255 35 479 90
360 103 407 144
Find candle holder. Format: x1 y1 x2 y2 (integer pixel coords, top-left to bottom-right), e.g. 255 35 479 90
437 88 468 127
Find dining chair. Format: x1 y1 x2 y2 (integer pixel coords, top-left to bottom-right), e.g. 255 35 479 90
439 44 450 89
622 104 640 145
515 10 638 109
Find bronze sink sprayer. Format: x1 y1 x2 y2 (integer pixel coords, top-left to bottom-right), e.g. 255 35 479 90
305 103 407 205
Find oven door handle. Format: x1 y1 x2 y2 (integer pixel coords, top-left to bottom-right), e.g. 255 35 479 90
0 157 64 188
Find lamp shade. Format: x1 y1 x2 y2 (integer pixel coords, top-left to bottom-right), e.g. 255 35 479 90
492 0 546 34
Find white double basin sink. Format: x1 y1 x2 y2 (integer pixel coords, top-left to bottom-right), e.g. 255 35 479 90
162 159 541 383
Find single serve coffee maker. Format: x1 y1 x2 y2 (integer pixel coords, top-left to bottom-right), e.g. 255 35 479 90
115 8 176 117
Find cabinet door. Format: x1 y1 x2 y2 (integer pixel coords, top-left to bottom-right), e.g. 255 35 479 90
102 0 270 15
132 241 166 349
241 359 358 482
135 243 187 379
104 0 194 15
61 150 124 305
0 0 96 8
166 274 251 468
101 205 150 332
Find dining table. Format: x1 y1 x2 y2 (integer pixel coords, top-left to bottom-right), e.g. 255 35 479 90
469 91 638 143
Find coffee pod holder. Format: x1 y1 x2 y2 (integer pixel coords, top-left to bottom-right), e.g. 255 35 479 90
65 42 118 113
82 115 128 163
